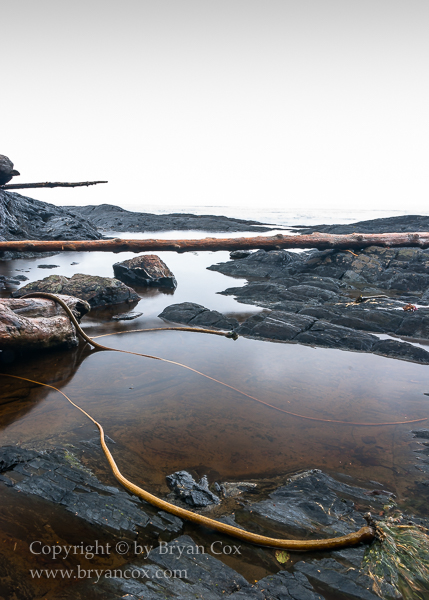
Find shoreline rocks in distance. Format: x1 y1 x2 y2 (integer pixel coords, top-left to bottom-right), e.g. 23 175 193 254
65 203 274 233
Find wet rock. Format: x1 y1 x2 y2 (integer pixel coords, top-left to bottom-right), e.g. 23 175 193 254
248 470 373 538
111 311 143 321
209 249 303 279
166 470 220 507
295 321 378 352
67 203 273 232
0 294 91 350
372 339 429 363
113 254 177 289
0 445 183 537
294 558 380 600
236 311 316 341
159 302 238 330
256 571 325 600
13 273 140 307
67 535 266 599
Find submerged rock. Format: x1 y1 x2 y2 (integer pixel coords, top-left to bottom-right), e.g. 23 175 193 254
13 273 140 307
166 470 220 507
113 254 177 289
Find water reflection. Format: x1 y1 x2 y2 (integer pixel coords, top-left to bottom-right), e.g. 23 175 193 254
1 329 427 510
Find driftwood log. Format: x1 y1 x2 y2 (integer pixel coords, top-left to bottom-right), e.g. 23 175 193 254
0 232 428 254
1 181 107 190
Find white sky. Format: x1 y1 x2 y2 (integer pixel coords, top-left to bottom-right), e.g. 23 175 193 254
1 1 428 212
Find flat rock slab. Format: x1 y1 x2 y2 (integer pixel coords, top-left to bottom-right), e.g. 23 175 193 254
0 445 183 537
113 254 177 289
0 294 90 350
13 273 140 307
159 302 239 330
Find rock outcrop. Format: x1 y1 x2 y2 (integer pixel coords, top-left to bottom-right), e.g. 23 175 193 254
113 254 177 288
67 203 273 232
12 274 140 307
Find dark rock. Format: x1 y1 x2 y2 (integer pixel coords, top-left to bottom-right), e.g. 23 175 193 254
111 311 143 321
37 264 60 269
13 273 140 307
294 558 380 600
395 310 429 338
113 254 177 289
295 321 378 352
209 249 303 279
166 470 220 507
256 571 325 600
372 339 429 363
248 470 372 538
236 311 316 341
66 203 274 232
230 249 254 259
412 429 429 439
293 214 429 235
0 445 183 537
0 154 20 185
69 535 264 599
159 302 238 330
0 189 102 261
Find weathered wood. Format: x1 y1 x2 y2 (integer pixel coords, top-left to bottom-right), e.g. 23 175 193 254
0 232 428 254
1 180 107 190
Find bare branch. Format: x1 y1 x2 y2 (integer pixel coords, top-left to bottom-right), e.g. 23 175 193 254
1 181 108 190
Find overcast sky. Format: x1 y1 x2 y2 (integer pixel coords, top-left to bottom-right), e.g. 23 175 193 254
1 1 428 213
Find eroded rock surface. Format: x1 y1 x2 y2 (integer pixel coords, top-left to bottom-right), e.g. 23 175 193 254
13 273 140 307
0 294 90 350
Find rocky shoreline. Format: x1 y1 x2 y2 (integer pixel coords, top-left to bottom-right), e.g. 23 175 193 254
2 192 429 598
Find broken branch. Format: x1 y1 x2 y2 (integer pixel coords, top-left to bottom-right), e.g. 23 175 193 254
1 181 108 190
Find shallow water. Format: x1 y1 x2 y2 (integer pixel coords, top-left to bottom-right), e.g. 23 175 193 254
1 233 429 594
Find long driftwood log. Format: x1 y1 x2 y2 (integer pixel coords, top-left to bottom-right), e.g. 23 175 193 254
1 181 107 190
0 232 428 254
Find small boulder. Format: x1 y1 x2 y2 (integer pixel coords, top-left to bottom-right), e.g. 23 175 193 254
166 470 220 507
113 254 177 289
13 274 140 308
